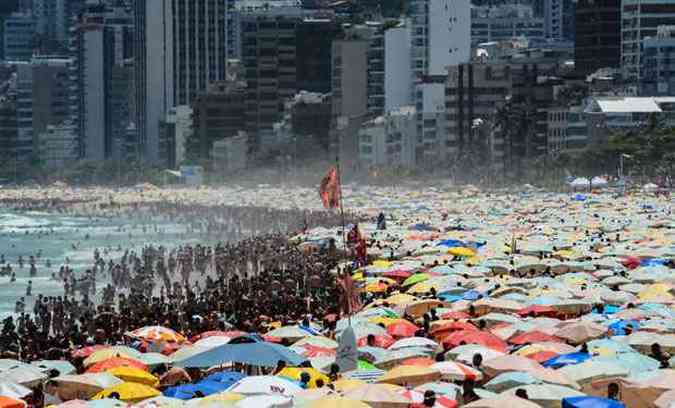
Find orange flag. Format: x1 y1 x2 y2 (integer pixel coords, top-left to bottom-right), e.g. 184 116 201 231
319 166 341 209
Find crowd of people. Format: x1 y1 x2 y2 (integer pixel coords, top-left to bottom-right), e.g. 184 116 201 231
0 198 365 364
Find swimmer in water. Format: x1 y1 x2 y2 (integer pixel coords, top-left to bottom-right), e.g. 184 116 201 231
26 280 32 296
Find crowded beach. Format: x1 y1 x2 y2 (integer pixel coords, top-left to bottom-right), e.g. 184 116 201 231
0 181 673 408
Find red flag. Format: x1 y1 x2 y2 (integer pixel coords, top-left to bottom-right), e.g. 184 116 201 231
319 166 341 209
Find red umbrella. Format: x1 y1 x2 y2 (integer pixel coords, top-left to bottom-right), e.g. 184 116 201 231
525 350 559 363
357 334 396 348
509 331 562 345
517 305 557 318
262 335 282 343
295 344 336 358
86 357 148 373
621 256 641 269
190 330 247 342
440 311 471 320
71 345 110 358
430 322 478 339
387 321 420 338
383 270 413 281
441 330 508 352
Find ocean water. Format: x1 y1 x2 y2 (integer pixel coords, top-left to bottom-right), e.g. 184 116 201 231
0 210 209 319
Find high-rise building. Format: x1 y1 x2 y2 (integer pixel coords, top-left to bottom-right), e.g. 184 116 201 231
33 0 86 53
0 62 33 179
241 8 338 154
2 13 36 61
621 0 675 84
135 0 227 164
410 0 471 78
575 0 620 76
72 4 133 160
641 25 675 96
31 56 71 152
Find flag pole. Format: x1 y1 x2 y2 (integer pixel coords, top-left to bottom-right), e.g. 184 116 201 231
335 155 350 326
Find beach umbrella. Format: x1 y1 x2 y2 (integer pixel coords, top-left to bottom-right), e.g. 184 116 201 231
558 361 629 386
106 366 159 387
509 331 562 345
431 361 482 381
0 382 31 399
561 396 625 408
389 337 439 351
174 341 305 368
191 337 231 349
502 384 585 408
554 322 607 344
375 348 433 369
202 371 246 388
294 336 339 349
50 373 123 400
91 382 161 403
190 331 246 343
183 392 243 407
133 396 186 408
484 372 543 393
405 300 444 318
163 381 231 399
159 368 192 388
0 396 26 408
403 273 430 287
226 376 303 397
542 353 591 369
377 365 441 387
463 395 542 408
277 367 329 388
127 326 187 344
515 343 576 358
414 382 461 400
304 396 371 408
84 348 142 367
357 334 395 349
441 330 508 352
71 346 110 359
386 320 419 338
234 395 292 408
586 339 636 356
137 353 171 367
654 389 675 408
594 353 660 375
397 389 457 407
617 369 675 407
342 384 409 407
517 306 557 318
332 379 366 392
3 365 48 388
402 357 435 367
266 326 314 342
86 357 148 373
481 355 544 378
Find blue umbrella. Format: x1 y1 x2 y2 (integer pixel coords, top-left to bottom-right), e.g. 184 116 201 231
203 370 246 388
163 380 229 399
542 352 591 369
462 290 482 301
436 239 465 247
608 320 639 336
174 340 306 368
562 396 625 408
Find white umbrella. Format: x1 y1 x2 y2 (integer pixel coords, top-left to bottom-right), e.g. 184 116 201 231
234 395 292 408
0 381 32 399
226 376 303 397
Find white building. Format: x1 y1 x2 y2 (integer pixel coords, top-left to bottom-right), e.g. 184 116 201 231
358 106 417 169
415 80 450 167
38 122 78 169
411 0 471 79
547 106 588 153
471 5 545 46
384 25 412 113
135 0 227 164
212 131 248 174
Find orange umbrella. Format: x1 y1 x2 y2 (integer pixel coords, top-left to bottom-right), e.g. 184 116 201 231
386 321 419 338
0 397 26 408
71 345 110 359
357 334 395 348
525 350 559 363
401 357 435 367
86 357 148 373
430 322 478 340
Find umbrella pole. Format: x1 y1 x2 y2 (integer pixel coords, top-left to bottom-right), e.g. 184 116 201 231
336 155 351 326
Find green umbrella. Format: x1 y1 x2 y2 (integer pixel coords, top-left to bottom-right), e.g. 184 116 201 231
357 360 376 370
403 273 430 287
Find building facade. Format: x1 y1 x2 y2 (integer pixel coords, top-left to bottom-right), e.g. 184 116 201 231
3 13 35 61
358 106 417 169
574 0 620 76
30 56 71 154
621 0 675 84
640 25 675 96
471 5 545 46
135 0 227 164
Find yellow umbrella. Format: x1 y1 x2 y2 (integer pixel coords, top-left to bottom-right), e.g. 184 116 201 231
277 367 330 388
352 272 364 281
372 260 394 268
377 365 441 387
106 366 159 387
638 284 674 301
408 282 436 294
368 317 399 327
91 382 160 403
190 392 244 406
306 396 371 408
447 247 476 257
405 299 443 319
83 350 136 367
332 379 366 392
385 293 418 305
